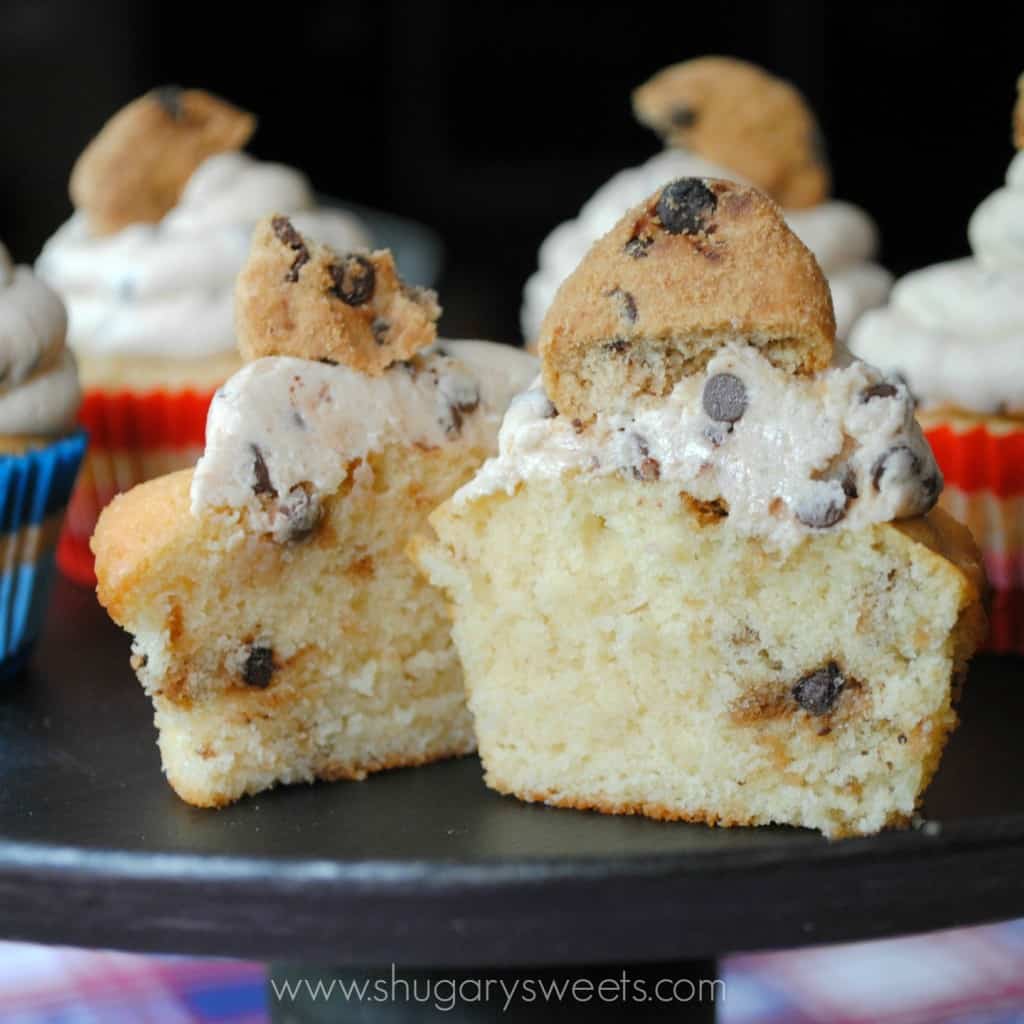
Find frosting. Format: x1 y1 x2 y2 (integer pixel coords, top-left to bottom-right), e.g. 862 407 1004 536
0 243 80 436
191 340 538 530
850 151 1024 413
521 149 891 341
456 343 939 553
37 151 370 361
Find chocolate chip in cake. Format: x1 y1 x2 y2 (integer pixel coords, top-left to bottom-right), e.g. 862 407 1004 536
439 377 481 436
329 255 376 306
871 445 921 492
242 645 276 688
250 444 277 498
842 468 859 500
793 662 844 715
153 85 184 119
369 318 390 346
604 338 631 355
271 215 310 283
669 105 698 129
630 435 661 482
624 233 654 259
702 373 747 423
318 357 338 366
607 288 638 324
861 382 899 403
656 178 718 235
277 484 322 543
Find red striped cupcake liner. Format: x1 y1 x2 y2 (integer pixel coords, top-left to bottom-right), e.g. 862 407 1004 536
924 421 1024 656
56 388 216 587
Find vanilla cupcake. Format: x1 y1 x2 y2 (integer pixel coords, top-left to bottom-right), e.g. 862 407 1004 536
0 242 86 675
37 87 369 584
850 77 1024 653
522 57 891 343
417 179 984 838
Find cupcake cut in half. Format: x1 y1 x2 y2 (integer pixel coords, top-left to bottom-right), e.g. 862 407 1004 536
37 86 370 585
850 75 1024 653
92 216 536 807
521 56 891 344
415 178 986 839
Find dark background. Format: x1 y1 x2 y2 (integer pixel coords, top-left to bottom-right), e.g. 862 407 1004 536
1 0 1021 343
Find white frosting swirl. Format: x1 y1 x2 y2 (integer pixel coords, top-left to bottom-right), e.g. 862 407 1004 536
850 151 1024 413
457 344 939 553
521 148 891 341
0 243 80 436
37 151 370 361
191 340 538 530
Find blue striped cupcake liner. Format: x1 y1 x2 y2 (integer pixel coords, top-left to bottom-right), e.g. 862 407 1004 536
0 430 88 679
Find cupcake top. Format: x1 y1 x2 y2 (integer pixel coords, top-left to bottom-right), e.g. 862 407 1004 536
467 179 939 553
191 218 537 533
0 242 80 437
850 81 1024 416
522 58 891 343
37 88 369 363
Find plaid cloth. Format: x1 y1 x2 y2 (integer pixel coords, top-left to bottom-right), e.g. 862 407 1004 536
2 921 1024 1022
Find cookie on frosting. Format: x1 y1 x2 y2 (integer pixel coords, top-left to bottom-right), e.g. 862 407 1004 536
235 215 440 374
70 87 255 235
538 177 835 421
632 57 829 209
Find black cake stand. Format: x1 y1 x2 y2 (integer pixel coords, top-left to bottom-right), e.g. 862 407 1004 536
1 577 1022 1021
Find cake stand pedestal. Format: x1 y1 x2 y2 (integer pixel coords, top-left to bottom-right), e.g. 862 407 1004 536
1 579 1022 1022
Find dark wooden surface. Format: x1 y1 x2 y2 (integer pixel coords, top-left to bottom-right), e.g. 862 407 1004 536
0 576 1021 965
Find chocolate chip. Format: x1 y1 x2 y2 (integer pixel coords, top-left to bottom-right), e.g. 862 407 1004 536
842 468 859 500
669 105 697 129
271 216 310 282
702 373 747 423
328 255 376 306
250 444 277 498
153 85 184 119
624 234 654 259
793 662 844 715
871 445 921 492
277 484 321 543
607 288 638 324
318 357 338 366
242 646 276 688
656 178 718 235
898 733 908 745
604 338 631 355
630 435 660 482
861 382 898 403
372 318 390 345
571 418 585 434
796 493 848 529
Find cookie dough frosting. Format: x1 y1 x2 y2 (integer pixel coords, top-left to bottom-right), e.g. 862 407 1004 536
192 340 537 534
457 343 940 553
37 152 369 361
522 148 891 342
0 242 80 436
850 151 1024 414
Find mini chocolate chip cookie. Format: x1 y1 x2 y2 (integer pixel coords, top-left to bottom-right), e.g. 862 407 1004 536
70 87 255 235
538 178 835 421
632 57 830 209
235 215 440 374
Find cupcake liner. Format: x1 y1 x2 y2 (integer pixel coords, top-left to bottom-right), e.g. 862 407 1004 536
0 430 87 678
57 388 215 587
925 421 1024 655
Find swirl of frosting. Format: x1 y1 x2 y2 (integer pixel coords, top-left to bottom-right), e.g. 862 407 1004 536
850 151 1024 414
37 151 370 361
0 243 80 435
521 148 891 342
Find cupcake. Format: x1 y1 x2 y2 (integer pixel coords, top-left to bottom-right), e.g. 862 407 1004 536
92 218 536 806
416 179 985 838
522 57 891 343
850 77 1024 653
37 87 369 585
0 242 86 676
